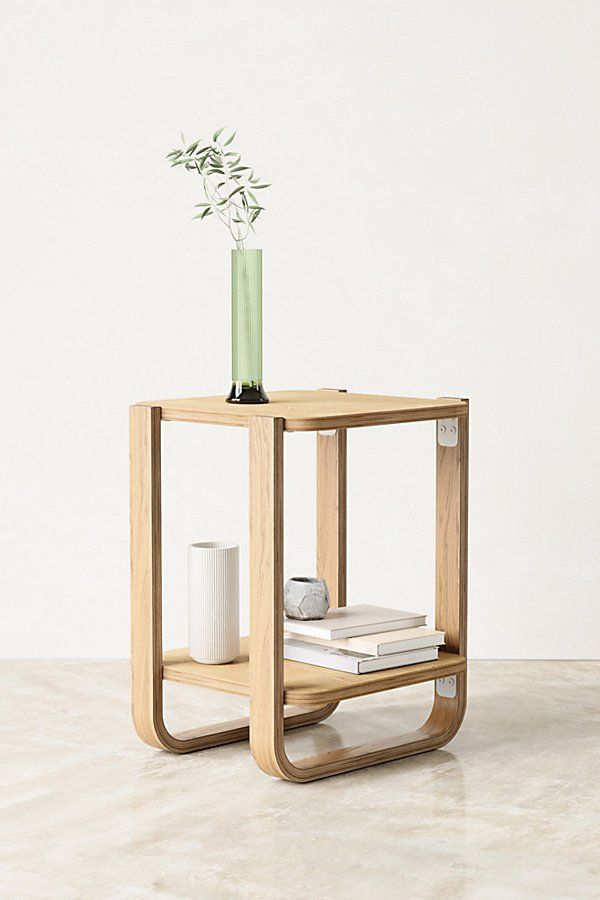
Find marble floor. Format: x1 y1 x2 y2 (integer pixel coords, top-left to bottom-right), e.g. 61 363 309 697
1 661 599 899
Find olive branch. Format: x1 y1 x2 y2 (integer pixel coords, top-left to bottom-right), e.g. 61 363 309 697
166 127 270 250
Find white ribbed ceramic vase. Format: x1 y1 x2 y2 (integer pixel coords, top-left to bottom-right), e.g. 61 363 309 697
188 542 239 664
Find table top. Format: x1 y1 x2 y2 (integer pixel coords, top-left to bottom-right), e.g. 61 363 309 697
136 390 467 431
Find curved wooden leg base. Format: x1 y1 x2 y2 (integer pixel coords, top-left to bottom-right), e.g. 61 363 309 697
250 674 466 782
130 405 339 756
133 701 339 755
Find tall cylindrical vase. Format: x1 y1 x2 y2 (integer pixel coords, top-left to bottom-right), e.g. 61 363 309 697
188 542 239 664
226 248 269 403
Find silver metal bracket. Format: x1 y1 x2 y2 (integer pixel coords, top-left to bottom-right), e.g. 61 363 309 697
437 418 458 447
435 675 457 699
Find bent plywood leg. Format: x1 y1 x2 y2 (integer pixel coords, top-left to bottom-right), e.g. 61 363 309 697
286 672 467 779
435 400 469 658
316 421 347 610
312 422 348 723
130 405 336 754
249 412 468 782
248 416 290 774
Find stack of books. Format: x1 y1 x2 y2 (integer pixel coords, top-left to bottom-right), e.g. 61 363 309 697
284 604 444 674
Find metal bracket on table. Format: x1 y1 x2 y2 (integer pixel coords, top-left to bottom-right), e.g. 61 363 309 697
437 418 458 447
435 675 457 699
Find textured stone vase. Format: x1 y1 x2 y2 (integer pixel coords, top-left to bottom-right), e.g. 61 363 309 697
284 577 330 621
188 542 239 664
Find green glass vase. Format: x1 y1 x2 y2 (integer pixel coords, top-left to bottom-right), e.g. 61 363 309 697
226 249 269 404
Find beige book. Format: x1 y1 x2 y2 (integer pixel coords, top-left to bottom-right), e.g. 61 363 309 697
283 604 426 640
283 626 445 657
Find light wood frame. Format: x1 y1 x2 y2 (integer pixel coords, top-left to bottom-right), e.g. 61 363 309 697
130 393 468 780
129 405 337 754
247 410 468 781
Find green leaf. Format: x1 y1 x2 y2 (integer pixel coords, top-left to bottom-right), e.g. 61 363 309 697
216 198 228 205
207 168 224 175
166 149 182 158
253 184 271 189
248 191 259 206
185 140 199 154
192 208 213 220
194 202 210 207
223 130 236 146
228 185 244 198
231 166 249 172
212 126 226 141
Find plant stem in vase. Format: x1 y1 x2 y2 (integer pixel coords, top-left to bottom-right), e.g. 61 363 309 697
227 249 268 403
167 126 271 403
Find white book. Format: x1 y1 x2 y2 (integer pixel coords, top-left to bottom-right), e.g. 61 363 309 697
283 604 426 640
284 638 438 674
284 626 445 657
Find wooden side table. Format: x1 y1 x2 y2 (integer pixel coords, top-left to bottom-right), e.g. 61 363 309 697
130 389 468 782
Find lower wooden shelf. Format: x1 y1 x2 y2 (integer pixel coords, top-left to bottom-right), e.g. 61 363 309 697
163 637 466 706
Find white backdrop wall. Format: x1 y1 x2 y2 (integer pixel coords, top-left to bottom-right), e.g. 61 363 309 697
2 0 599 658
